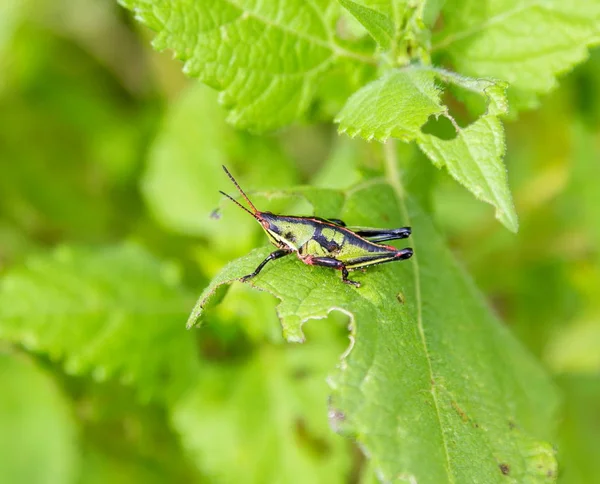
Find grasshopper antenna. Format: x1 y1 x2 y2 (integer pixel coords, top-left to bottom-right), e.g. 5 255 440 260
219 191 257 218
222 165 259 214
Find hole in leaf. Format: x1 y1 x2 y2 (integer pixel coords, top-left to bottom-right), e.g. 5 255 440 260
422 77 492 141
442 83 487 129
421 114 457 140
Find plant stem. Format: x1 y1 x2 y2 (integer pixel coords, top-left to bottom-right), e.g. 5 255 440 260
383 140 405 199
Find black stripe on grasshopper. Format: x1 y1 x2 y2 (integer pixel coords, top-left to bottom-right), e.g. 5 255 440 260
219 166 413 288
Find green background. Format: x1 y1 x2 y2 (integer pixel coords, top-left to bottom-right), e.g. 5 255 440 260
1 1 599 483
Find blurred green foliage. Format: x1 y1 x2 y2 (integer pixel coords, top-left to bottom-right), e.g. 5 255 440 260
0 1 599 483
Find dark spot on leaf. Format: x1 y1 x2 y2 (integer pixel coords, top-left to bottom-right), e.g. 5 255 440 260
499 463 510 475
508 419 516 430
451 400 468 422
396 292 405 304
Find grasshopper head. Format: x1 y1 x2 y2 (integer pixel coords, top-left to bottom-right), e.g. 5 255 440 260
255 211 279 232
220 166 296 249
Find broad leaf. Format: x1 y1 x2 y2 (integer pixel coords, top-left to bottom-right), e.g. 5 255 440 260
0 353 79 484
434 0 600 109
120 0 367 130
418 114 518 232
172 329 351 483
188 182 558 482
336 67 518 232
336 68 444 142
0 244 198 402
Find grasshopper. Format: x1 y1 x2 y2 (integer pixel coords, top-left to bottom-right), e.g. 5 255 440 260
219 166 413 287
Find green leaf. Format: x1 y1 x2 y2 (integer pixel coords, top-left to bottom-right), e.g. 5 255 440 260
0 245 199 402
336 68 445 142
424 70 517 233
172 331 351 482
339 0 395 49
142 83 296 246
120 0 367 130
336 67 518 231
339 0 434 58
434 0 600 108
418 114 518 232
188 182 558 481
0 353 79 484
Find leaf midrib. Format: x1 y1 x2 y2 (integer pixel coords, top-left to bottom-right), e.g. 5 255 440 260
217 0 375 64
383 142 455 483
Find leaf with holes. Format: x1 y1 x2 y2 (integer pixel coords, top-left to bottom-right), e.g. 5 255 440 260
188 182 558 482
0 244 199 402
120 0 370 130
336 67 517 231
417 70 517 232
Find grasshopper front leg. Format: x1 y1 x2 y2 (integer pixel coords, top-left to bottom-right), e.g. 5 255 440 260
306 256 361 287
240 249 291 282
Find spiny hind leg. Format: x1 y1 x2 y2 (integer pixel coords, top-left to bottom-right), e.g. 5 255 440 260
306 256 360 287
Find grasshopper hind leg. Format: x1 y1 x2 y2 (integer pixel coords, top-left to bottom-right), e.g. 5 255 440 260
341 266 360 287
306 256 360 287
